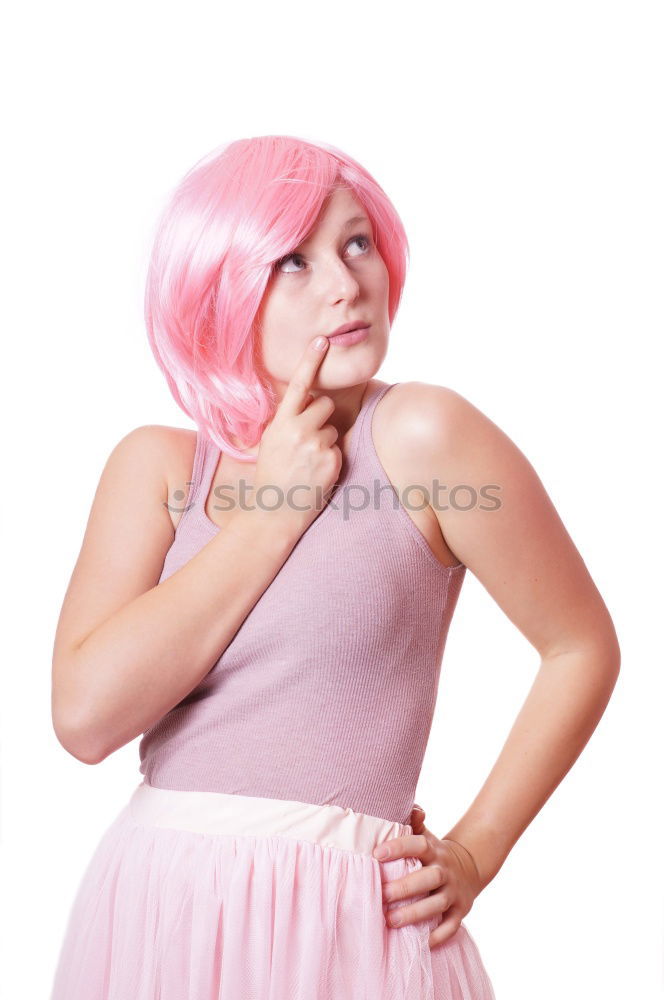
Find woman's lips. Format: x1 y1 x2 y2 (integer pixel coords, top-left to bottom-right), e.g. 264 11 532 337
327 325 371 346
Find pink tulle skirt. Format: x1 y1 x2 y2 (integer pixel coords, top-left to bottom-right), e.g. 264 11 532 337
50 780 495 999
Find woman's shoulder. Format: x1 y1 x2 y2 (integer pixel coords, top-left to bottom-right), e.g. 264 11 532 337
123 423 198 471
383 379 472 410
373 381 501 488
118 424 199 532
375 381 478 448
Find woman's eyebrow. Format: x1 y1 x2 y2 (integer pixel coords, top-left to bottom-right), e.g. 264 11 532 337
296 216 370 251
342 215 370 228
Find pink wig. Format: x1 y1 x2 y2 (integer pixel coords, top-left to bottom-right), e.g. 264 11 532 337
144 134 410 462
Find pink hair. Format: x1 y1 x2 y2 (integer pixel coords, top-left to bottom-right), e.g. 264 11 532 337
143 134 410 462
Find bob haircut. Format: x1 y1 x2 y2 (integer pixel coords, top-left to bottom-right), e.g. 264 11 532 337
144 134 410 462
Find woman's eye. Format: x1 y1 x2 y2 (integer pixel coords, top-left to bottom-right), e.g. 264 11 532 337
277 253 305 274
275 234 372 274
347 234 371 257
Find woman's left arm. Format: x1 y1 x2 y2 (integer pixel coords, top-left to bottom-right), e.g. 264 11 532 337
442 645 619 892
378 382 620 941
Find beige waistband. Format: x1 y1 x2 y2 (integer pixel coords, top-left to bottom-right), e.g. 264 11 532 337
128 781 411 856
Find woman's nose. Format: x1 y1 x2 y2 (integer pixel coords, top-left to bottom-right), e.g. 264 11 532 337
321 259 361 302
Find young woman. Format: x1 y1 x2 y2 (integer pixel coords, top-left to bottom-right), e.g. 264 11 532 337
49 134 620 999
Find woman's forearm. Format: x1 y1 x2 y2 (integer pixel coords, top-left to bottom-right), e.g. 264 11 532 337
56 506 303 764
441 645 621 891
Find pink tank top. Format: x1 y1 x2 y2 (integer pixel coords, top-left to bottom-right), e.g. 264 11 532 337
138 382 466 824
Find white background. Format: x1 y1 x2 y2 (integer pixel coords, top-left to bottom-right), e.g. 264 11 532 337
2 1 662 997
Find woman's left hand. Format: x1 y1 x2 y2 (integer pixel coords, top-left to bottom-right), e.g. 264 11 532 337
373 803 483 949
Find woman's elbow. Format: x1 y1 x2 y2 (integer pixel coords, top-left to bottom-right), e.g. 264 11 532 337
52 710 106 765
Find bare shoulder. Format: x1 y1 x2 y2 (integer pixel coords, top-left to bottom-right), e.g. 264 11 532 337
373 378 537 531
119 423 194 463
106 424 197 532
139 424 198 532
372 381 483 476
375 378 518 462
377 378 483 426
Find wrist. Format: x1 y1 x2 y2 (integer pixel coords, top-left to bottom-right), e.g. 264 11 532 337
441 819 511 892
226 503 303 555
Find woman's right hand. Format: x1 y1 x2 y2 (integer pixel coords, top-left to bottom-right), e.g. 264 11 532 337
253 336 342 534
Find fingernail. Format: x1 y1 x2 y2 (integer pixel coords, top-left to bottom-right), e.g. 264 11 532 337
314 336 328 351
374 846 389 860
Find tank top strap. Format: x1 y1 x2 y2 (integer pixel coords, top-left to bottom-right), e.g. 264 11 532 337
350 381 400 476
179 431 219 531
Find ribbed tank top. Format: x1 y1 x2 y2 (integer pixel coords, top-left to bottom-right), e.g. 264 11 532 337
138 382 466 824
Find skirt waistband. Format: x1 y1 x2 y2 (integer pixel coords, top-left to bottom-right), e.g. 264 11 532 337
128 781 412 857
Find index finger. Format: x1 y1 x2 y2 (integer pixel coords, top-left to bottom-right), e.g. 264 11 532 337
280 335 330 415
373 834 427 862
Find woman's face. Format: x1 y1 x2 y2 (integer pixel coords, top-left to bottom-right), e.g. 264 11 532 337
255 187 391 396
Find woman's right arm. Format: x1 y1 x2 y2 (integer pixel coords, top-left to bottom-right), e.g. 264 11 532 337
52 335 338 764
51 428 304 765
